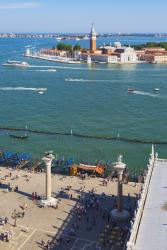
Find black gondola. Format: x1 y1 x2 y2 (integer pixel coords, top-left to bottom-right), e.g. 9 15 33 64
9 134 29 139
9 125 28 139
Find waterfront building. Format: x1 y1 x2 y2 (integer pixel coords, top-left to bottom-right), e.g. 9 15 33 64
127 146 167 250
118 46 137 63
81 41 137 64
136 47 167 63
80 24 138 64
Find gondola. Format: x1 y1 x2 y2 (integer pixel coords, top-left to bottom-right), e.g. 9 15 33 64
9 134 29 139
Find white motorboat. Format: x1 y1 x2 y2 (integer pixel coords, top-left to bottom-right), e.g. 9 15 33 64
128 88 135 93
47 69 57 72
3 60 29 67
37 91 44 94
35 88 47 94
153 88 160 91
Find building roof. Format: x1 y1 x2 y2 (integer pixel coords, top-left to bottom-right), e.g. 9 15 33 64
115 48 125 53
91 23 96 34
134 160 167 250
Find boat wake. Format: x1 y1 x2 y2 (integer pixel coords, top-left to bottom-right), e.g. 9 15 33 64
29 65 114 71
65 78 116 82
133 90 159 97
35 69 57 72
0 87 47 92
133 90 167 99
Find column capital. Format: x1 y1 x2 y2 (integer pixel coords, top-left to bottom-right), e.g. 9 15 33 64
42 151 55 165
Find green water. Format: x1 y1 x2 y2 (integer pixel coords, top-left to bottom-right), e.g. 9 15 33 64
0 37 167 172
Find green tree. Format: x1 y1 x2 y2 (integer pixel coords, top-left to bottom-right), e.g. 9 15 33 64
73 44 81 51
57 43 72 51
146 42 157 48
133 42 167 51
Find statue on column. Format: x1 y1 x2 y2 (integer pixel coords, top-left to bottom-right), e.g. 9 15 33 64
118 154 123 164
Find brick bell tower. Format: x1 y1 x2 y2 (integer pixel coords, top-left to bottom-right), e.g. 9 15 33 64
90 23 96 52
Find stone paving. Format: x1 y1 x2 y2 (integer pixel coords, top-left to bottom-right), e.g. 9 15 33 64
0 167 141 249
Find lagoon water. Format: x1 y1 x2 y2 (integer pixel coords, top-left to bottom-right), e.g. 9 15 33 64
0 36 167 172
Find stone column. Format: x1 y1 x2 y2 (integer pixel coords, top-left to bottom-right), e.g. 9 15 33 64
117 169 124 212
111 155 130 220
42 152 55 200
114 155 126 212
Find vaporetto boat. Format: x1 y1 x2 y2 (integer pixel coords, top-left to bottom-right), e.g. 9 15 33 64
2 60 29 67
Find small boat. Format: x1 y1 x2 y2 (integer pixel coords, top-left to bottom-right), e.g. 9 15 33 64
9 125 28 139
153 88 160 91
35 88 47 94
128 88 135 93
9 134 29 139
37 91 44 94
3 60 29 67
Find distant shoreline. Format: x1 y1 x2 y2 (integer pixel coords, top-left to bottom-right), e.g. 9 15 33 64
0 33 167 39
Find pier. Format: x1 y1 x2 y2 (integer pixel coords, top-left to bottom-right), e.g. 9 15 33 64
127 147 167 250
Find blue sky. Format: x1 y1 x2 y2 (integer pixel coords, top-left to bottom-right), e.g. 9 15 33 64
0 0 167 33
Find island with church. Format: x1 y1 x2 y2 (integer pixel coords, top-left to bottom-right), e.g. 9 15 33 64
25 24 167 64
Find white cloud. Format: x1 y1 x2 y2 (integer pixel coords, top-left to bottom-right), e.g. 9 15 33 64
0 2 42 9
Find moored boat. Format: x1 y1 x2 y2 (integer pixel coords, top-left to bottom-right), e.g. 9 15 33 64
9 125 29 139
9 134 29 139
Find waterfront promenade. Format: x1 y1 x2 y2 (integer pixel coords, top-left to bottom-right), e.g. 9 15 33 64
0 167 141 249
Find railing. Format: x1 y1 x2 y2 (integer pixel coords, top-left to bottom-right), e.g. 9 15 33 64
155 158 167 164
126 157 155 250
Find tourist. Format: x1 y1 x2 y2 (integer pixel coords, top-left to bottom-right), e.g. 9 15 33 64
24 203 28 210
32 192 34 200
22 210 25 218
47 240 51 249
4 217 8 224
70 228 75 236
107 214 110 223
41 239 45 246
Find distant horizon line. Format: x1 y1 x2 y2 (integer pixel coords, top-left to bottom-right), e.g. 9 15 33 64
0 32 167 35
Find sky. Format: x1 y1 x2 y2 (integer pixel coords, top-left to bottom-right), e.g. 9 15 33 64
0 0 167 33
